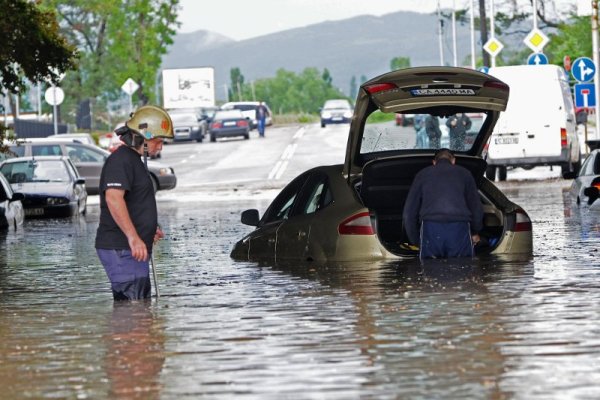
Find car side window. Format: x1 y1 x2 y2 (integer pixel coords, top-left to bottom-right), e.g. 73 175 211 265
262 173 310 224
65 144 104 163
0 177 8 202
298 174 333 215
32 145 62 157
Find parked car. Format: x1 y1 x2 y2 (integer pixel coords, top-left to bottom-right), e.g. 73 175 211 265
231 66 533 262
220 101 272 129
0 156 87 218
320 99 353 128
0 172 24 230
3 140 177 194
569 141 600 208
209 109 250 142
48 133 96 146
168 108 205 142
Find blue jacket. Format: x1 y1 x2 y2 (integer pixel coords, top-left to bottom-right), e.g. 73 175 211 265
402 159 483 245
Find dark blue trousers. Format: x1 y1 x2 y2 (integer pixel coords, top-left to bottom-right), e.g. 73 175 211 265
420 221 473 260
97 249 151 300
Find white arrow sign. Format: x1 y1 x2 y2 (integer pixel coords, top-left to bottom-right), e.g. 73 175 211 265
577 59 594 81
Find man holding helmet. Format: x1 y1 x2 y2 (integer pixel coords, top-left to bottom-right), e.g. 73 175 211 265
95 105 174 300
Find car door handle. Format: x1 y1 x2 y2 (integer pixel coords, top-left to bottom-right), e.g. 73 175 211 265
297 231 307 238
268 238 276 244
528 134 535 139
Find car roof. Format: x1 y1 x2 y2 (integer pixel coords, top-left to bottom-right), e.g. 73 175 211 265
344 66 509 176
1 155 69 163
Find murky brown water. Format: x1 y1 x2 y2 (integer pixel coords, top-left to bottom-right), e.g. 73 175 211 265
1 179 600 399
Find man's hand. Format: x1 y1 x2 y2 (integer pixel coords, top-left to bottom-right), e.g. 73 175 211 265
154 226 165 244
128 235 148 262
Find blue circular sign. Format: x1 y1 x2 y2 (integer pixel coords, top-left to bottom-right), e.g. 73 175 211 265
478 66 489 74
572 57 596 82
527 52 548 65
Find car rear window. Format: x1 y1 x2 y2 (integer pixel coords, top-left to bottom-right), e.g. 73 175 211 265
359 110 488 154
215 110 244 119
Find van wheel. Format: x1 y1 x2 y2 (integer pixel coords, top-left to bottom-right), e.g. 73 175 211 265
498 166 507 181
485 166 496 181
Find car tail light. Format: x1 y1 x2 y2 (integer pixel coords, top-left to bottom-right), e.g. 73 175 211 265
105 133 113 138
484 80 509 92
560 128 567 147
338 212 375 235
237 120 248 127
212 121 223 129
364 83 397 94
514 209 532 232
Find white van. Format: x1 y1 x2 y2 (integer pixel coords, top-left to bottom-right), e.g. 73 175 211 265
485 64 580 180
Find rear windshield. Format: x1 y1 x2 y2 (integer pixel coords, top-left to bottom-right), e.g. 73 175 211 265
359 110 488 154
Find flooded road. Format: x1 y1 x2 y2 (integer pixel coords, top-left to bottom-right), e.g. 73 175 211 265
1 176 600 399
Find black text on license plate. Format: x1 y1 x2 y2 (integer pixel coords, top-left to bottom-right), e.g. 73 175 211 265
495 137 518 145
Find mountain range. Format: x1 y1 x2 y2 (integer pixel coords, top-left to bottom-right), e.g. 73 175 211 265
162 11 500 101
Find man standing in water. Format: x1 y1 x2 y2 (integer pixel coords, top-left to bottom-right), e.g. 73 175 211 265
95 105 174 300
402 148 483 260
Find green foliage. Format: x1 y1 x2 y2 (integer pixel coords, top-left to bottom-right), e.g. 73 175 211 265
0 0 78 94
390 57 411 71
229 67 245 101
545 16 591 66
40 0 179 128
233 67 349 114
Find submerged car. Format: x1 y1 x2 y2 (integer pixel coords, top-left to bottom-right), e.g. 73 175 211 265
0 156 87 218
569 141 600 208
231 66 533 262
209 109 250 142
0 172 24 230
4 140 176 195
320 99 353 128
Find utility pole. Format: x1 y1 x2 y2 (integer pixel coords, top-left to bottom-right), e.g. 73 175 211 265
452 0 458 67
437 0 445 66
490 0 497 67
592 0 600 138
470 0 476 69
479 0 490 67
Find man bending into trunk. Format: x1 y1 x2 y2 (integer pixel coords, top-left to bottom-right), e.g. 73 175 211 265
402 148 483 260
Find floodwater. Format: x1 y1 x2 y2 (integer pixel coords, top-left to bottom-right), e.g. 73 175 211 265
1 178 600 399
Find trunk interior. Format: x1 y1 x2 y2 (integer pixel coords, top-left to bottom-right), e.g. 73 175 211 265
356 155 513 257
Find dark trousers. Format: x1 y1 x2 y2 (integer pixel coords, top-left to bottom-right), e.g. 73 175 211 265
420 221 473 260
97 249 151 300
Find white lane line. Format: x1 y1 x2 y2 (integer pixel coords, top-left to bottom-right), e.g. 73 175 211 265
293 127 305 139
268 160 283 180
284 144 297 160
275 160 289 179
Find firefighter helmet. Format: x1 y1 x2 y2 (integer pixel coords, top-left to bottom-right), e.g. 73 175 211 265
125 105 174 140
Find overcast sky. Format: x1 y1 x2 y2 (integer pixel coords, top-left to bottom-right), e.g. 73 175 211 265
177 0 580 41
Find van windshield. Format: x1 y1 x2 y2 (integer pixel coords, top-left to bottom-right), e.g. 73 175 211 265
360 111 488 154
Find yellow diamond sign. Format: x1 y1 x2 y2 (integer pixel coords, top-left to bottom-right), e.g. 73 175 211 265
524 28 549 52
483 38 504 57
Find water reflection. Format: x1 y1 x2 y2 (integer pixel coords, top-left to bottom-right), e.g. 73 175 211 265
104 302 165 400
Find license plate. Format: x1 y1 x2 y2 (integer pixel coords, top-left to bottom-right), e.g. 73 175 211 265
224 121 236 126
495 137 519 145
332 117 343 121
25 208 44 216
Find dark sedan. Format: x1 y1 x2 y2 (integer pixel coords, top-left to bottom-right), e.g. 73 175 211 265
0 156 87 218
209 109 250 142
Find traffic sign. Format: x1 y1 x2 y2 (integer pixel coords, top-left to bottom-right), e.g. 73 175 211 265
44 86 64 106
524 28 550 52
483 38 504 57
527 52 548 65
572 57 596 82
574 83 596 108
121 78 139 95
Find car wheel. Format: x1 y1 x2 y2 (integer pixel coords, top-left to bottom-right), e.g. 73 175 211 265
150 175 158 193
210 134 216 142
485 165 496 181
244 132 249 140
498 166 507 181
321 122 326 128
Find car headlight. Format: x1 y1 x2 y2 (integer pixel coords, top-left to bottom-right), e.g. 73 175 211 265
343 111 353 118
47 197 68 205
322 112 332 118
158 168 174 176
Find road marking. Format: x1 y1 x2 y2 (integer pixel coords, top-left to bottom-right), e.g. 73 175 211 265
268 128 303 180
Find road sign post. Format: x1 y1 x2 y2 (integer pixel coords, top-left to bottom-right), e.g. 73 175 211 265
44 86 65 135
121 78 140 115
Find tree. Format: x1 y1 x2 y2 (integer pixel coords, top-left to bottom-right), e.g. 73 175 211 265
0 0 77 148
390 57 411 71
40 0 179 127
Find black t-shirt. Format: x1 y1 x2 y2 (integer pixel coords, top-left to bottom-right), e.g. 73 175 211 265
95 145 157 252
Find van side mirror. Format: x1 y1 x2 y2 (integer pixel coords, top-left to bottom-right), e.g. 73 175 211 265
11 192 24 202
241 209 260 226
75 178 86 186
584 186 599 204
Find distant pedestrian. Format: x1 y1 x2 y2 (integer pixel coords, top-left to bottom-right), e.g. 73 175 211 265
445 113 472 151
413 114 428 149
256 101 269 137
402 148 483 260
425 115 442 148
